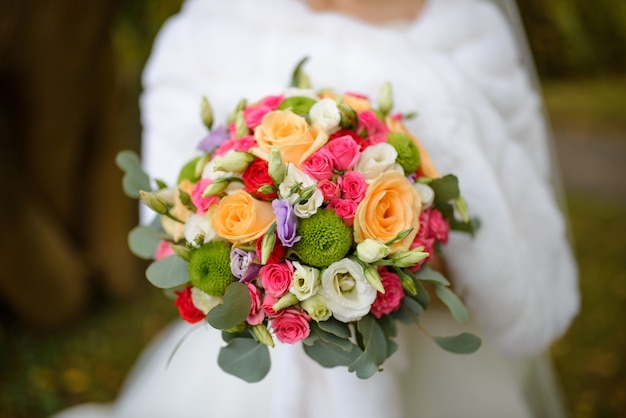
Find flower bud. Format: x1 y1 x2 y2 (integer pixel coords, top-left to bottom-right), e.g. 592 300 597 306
260 228 276 265
455 196 469 223
200 96 214 130
392 248 429 268
413 182 434 209
235 111 249 139
378 81 393 117
202 178 229 197
227 98 247 124
252 324 275 347
257 184 276 196
268 146 287 185
171 244 191 261
272 292 299 311
338 103 358 130
139 190 169 215
213 151 254 173
301 294 332 322
363 266 385 293
356 239 391 263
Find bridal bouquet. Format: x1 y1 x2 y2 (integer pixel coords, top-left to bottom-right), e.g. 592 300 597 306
118 60 480 382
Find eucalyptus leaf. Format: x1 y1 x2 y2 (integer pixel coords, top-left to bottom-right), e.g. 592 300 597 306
128 225 169 260
304 339 362 368
348 352 380 379
414 264 450 286
412 277 431 309
376 314 397 338
356 315 387 367
306 322 353 352
207 282 251 330
317 317 351 339
222 329 254 343
145 256 190 289
430 174 460 203
115 150 151 198
402 296 424 318
218 338 271 382
434 284 469 324
433 333 481 354
386 339 399 358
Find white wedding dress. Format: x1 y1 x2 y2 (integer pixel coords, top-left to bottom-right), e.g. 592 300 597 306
54 0 579 417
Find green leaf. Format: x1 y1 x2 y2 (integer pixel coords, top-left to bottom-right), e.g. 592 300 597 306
303 339 362 368
317 317 352 339
376 314 397 338
436 202 477 235
348 316 388 379
433 333 481 354
218 338 271 382
116 150 151 198
145 256 189 289
413 277 431 309
222 329 254 343
430 174 460 203
177 155 202 184
434 284 469 324
206 282 251 330
402 296 425 317
304 322 353 352
278 96 317 116
128 225 169 260
414 264 450 286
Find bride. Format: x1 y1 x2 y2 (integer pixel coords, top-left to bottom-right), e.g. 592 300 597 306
54 0 579 416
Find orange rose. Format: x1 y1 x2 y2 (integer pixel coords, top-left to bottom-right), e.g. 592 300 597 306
386 116 439 178
161 180 195 242
212 190 275 245
353 171 421 252
254 110 318 167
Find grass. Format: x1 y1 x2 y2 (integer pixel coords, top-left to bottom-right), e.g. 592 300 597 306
1 78 625 418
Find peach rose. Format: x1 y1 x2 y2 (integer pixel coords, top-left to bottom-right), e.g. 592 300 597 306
254 110 319 167
385 116 439 178
342 93 371 112
212 190 275 245
353 171 421 252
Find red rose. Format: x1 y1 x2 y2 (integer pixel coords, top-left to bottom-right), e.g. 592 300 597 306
243 158 277 200
371 268 405 318
174 287 205 324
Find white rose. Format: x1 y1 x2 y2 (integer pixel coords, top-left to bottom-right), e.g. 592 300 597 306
191 287 223 314
413 182 434 209
309 98 341 133
184 213 216 246
355 143 399 182
301 294 332 322
320 258 377 323
290 261 320 301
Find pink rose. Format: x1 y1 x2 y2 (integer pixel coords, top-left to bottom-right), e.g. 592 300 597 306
154 240 175 260
191 178 220 214
370 268 405 318
262 294 282 318
428 209 450 244
338 171 367 202
326 135 361 171
301 148 334 181
174 287 206 324
358 110 389 146
328 198 357 226
317 179 341 202
260 262 294 298
259 94 284 110
244 105 272 129
246 283 265 325
271 309 311 344
232 135 257 152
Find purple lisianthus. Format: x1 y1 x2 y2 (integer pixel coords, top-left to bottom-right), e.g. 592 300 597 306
230 248 261 283
197 125 229 152
272 199 300 247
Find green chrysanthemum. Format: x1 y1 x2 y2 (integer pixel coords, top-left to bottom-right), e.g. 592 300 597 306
188 241 236 296
387 132 421 174
292 209 353 268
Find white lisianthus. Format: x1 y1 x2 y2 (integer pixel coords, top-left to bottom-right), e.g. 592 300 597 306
309 98 341 133
355 143 400 182
184 213 216 246
356 239 391 263
301 294 332 322
294 188 324 218
320 258 377 323
290 261 320 301
413 182 434 209
191 287 223 314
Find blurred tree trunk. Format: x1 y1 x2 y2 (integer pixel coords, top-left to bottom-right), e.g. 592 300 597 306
0 0 144 327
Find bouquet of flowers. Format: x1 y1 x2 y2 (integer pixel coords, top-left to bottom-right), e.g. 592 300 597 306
117 60 480 382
